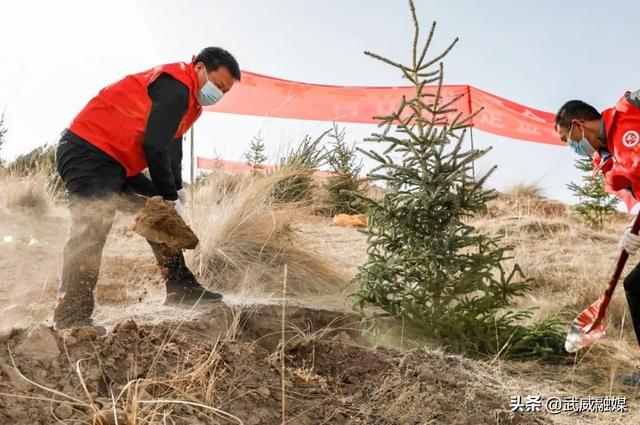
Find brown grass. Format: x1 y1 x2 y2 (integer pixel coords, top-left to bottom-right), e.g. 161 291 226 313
467 190 640 415
188 171 348 297
503 181 545 199
473 190 634 343
2 173 52 213
192 170 248 205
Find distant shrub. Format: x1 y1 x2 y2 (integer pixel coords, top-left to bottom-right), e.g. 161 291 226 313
6 144 64 201
5 174 51 213
271 131 329 203
567 156 618 229
324 123 366 215
244 132 268 176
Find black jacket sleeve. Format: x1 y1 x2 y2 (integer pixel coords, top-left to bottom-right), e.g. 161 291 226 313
169 137 183 191
143 74 189 201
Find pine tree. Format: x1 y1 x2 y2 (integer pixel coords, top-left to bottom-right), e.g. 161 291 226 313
352 0 564 359
325 123 365 214
567 157 618 229
244 132 268 176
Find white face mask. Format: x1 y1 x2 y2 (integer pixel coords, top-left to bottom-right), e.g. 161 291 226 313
197 67 224 106
567 123 596 157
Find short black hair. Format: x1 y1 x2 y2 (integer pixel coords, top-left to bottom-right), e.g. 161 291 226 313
555 100 601 129
194 47 241 81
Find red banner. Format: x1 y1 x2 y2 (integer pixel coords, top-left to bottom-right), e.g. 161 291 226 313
202 70 636 211
468 87 559 145
206 71 560 146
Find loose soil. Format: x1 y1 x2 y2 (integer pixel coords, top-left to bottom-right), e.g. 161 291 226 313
0 305 550 425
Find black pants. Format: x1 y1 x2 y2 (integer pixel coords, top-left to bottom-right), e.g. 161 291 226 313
624 263 640 345
53 132 195 326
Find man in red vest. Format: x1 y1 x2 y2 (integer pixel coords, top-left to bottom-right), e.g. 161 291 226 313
556 91 640 384
54 47 241 332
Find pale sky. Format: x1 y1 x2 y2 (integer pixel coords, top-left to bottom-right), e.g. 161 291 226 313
0 0 638 205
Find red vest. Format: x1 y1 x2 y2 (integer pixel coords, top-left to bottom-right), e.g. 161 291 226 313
68 62 202 176
593 92 640 200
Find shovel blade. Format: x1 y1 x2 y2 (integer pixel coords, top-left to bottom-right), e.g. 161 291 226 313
565 295 606 353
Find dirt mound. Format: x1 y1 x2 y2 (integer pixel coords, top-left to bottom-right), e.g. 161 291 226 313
133 196 198 249
0 308 551 425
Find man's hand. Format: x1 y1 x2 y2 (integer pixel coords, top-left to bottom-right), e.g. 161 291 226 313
174 199 184 218
177 188 189 206
619 227 640 255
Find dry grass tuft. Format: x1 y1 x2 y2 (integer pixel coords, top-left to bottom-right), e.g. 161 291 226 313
484 192 569 219
3 173 52 213
193 170 249 205
188 171 348 296
503 181 545 199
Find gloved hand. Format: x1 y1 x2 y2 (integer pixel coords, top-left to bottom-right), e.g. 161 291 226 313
174 198 184 218
619 226 640 255
177 188 189 206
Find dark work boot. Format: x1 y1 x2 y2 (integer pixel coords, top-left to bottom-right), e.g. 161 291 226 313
148 241 223 306
54 292 107 335
54 312 107 336
164 280 224 306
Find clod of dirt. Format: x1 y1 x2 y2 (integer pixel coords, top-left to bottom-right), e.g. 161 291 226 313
96 408 128 425
15 324 60 361
1 364 29 391
70 325 100 342
256 385 271 398
133 196 198 249
0 327 17 344
53 404 73 420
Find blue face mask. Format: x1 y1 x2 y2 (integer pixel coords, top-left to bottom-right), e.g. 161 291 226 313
197 67 224 106
567 124 596 157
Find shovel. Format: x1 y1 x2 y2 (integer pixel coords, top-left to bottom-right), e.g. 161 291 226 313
565 212 640 353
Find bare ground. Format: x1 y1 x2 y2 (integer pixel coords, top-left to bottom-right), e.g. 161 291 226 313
1 196 640 424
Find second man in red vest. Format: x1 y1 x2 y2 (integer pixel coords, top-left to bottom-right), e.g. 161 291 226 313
556 92 640 384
